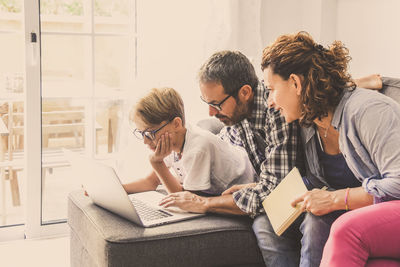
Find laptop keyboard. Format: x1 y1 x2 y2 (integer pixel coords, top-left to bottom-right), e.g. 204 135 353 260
131 197 172 221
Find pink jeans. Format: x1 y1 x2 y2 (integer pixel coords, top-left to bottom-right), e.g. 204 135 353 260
320 200 400 267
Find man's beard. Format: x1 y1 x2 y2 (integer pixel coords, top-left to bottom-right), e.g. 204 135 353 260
215 99 251 126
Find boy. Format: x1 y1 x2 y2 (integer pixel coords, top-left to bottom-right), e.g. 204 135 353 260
123 87 256 195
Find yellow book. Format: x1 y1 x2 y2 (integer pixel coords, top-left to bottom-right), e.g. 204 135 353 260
262 167 307 236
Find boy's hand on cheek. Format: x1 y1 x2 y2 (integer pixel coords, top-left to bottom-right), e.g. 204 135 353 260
149 132 173 164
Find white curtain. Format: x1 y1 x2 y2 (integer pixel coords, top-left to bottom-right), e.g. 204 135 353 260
203 0 263 76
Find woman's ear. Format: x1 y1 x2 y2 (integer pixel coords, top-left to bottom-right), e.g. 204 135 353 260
290 74 303 95
238 85 252 101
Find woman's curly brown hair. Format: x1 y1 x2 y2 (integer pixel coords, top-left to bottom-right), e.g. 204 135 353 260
261 31 356 127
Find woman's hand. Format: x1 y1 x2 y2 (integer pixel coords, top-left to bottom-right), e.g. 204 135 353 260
291 188 337 216
149 132 173 164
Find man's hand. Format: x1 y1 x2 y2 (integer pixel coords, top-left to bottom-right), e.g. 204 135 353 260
159 191 208 213
149 133 173 164
354 74 382 90
221 183 256 195
291 188 337 216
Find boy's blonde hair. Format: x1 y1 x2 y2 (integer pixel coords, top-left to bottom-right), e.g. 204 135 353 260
131 87 185 126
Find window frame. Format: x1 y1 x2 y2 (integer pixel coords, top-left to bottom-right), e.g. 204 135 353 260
0 0 137 240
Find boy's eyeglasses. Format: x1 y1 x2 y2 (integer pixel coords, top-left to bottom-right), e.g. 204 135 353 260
133 120 171 140
200 94 232 111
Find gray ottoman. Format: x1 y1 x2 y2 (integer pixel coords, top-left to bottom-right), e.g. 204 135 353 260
68 190 265 267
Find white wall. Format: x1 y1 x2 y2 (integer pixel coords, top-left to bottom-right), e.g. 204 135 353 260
336 0 400 77
120 0 214 179
136 0 210 123
136 0 264 123
260 0 338 48
260 0 400 78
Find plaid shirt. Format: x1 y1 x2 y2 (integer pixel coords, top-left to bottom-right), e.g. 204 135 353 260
218 82 301 217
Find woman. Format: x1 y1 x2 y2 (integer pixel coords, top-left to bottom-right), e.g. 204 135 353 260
261 31 400 266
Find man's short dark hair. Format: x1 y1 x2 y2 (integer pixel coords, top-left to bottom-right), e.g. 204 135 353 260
198 51 259 96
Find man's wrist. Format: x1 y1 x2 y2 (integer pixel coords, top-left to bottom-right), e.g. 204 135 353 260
201 194 246 215
249 182 257 188
201 196 210 213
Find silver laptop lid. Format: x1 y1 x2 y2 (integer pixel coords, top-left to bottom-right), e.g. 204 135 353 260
65 149 143 225
65 149 204 227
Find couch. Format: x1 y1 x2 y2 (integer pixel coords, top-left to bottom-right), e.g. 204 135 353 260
68 190 264 267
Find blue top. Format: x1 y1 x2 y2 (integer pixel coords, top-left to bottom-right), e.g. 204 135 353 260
315 134 361 190
301 87 400 202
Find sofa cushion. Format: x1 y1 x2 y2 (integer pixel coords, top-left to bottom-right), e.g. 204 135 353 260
68 190 264 267
380 76 400 104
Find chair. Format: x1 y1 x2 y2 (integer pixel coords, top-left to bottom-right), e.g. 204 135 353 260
0 98 123 224
196 117 224 135
0 101 23 225
0 100 90 225
95 100 123 154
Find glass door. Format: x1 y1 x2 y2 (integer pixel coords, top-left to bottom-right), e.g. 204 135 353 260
39 0 135 225
1 0 135 240
0 0 26 239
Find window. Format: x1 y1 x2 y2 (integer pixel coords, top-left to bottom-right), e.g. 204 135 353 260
0 0 136 239
40 0 136 224
0 0 25 232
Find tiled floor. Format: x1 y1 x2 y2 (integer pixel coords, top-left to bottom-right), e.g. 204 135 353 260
0 235 69 267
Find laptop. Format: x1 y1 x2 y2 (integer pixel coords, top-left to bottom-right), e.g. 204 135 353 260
64 149 204 227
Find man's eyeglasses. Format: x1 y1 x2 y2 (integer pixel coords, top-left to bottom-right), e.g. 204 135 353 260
133 120 171 140
261 79 271 102
200 94 232 111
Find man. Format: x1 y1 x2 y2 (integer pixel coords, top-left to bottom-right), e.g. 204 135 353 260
160 50 303 266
